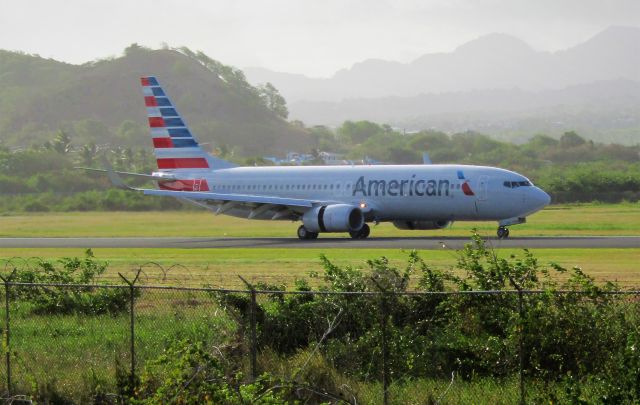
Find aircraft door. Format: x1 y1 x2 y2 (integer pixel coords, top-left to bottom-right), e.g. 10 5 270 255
193 178 203 191
478 176 488 201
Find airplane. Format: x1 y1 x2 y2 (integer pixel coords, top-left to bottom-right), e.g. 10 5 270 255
95 76 551 240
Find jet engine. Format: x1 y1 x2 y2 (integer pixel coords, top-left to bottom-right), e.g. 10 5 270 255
392 220 451 230
302 204 364 233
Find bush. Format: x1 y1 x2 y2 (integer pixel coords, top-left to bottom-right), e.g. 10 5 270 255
6 249 133 315
215 232 640 390
131 339 289 404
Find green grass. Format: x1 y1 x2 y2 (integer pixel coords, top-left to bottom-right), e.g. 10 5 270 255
2 247 639 288
0 203 638 401
2 243 637 402
5 292 233 401
1 203 639 237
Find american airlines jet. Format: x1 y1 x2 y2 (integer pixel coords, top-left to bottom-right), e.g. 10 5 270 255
100 76 551 240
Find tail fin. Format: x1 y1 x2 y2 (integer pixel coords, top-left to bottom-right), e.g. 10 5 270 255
140 76 236 171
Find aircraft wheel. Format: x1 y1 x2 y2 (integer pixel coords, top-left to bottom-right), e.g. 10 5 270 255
297 225 317 240
360 223 371 239
497 226 509 239
349 224 370 239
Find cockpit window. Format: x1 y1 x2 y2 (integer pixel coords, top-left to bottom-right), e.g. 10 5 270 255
503 180 532 188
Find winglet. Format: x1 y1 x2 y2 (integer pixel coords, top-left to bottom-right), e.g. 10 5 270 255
101 156 135 190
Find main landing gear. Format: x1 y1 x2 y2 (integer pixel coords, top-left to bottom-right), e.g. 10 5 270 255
349 224 370 239
297 225 319 240
297 224 371 240
497 226 510 239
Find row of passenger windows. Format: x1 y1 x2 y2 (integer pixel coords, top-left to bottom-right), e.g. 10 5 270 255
212 183 349 191
503 180 532 188
212 183 465 192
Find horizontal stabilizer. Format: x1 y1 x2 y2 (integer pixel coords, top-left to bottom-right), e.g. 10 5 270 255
75 167 176 182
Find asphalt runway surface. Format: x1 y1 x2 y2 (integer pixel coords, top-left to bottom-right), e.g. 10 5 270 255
0 236 638 249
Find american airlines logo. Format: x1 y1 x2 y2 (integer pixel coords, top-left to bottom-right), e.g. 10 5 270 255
353 175 453 197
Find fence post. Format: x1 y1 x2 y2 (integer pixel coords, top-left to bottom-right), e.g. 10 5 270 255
371 278 389 405
507 272 527 405
517 290 525 405
381 292 389 405
0 271 15 396
239 276 257 381
119 270 141 395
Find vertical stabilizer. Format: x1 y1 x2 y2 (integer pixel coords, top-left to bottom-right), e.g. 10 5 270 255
140 76 236 171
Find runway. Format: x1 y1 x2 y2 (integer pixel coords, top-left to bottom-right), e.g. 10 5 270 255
0 236 638 249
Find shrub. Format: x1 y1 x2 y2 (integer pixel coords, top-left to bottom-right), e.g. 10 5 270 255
215 232 639 388
6 249 132 315
131 339 289 404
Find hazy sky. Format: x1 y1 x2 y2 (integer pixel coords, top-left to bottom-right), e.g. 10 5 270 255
1 0 638 77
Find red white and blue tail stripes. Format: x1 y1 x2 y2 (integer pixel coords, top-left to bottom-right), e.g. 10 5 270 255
141 76 210 170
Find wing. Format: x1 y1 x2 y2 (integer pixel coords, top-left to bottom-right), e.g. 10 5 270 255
143 188 323 220
93 160 331 220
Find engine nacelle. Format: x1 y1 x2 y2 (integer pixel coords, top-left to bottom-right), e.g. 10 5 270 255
392 220 451 230
302 204 364 233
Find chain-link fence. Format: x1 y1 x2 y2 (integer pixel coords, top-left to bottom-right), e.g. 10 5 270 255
0 278 639 404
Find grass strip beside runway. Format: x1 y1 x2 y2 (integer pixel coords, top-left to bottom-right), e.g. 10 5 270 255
1 203 639 237
1 247 638 288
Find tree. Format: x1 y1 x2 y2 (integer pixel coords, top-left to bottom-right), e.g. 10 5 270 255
80 142 97 167
50 130 72 154
560 131 586 148
257 83 289 119
338 121 384 144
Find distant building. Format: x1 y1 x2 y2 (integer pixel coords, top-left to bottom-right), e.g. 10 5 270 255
264 151 379 166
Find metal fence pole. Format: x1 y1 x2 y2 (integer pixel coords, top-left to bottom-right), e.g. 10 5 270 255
239 276 257 381
371 278 390 405
507 271 529 405
119 270 141 394
518 290 525 405
0 274 13 396
381 292 389 405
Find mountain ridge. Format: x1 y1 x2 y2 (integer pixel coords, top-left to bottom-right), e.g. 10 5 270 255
289 79 640 145
0 46 311 155
244 26 640 103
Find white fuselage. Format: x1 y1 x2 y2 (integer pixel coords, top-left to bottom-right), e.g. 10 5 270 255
167 164 550 223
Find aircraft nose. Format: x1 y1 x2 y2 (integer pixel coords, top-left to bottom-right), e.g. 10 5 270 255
532 187 551 208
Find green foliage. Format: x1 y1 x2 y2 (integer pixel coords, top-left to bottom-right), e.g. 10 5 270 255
216 232 640 394
257 83 289 119
131 339 290 404
5 249 132 315
1 49 639 206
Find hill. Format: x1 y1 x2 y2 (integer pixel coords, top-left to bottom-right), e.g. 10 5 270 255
245 26 640 144
245 26 640 102
0 45 311 156
290 79 640 144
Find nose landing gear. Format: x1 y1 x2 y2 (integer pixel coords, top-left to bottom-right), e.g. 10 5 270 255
497 226 510 239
